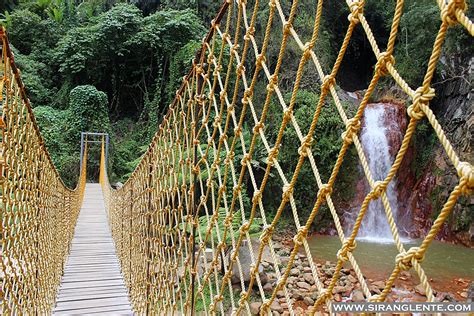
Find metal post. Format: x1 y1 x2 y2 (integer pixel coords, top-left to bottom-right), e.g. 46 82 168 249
105 134 110 171
80 132 85 172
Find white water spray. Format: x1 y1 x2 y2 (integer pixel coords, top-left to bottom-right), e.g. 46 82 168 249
358 104 399 242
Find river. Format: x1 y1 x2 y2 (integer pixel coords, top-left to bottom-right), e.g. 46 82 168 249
307 235 474 283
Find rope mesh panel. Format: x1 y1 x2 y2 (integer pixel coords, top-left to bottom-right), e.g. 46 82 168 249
0 28 88 314
100 0 473 314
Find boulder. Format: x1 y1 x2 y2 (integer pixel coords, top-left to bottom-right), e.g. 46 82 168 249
230 239 269 284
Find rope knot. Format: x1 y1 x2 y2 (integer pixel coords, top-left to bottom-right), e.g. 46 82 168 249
267 146 279 166
224 215 233 229
230 43 240 55
283 21 292 35
260 225 274 244
266 74 278 93
240 221 250 234
293 227 308 246
441 0 467 25
260 299 271 314
408 86 435 120
236 62 245 75
375 52 395 76
395 247 424 271
241 153 251 166
250 263 259 276
303 42 314 60
219 90 227 102
317 183 333 201
348 0 364 24
252 189 262 204
239 291 249 306
457 161 474 195
233 185 242 196
370 181 386 200
245 88 254 99
319 289 333 301
196 66 205 75
253 122 264 134
282 183 294 202
337 239 357 262
341 118 361 144
298 135 314 157
321 75 336 94
234 126 242 137
256 53 267 67
244 26 255 41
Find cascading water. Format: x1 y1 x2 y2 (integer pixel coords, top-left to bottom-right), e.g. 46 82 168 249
358 104 399 242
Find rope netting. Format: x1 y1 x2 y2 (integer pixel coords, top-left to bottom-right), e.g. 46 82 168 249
0 27 88 314
100 0 473 314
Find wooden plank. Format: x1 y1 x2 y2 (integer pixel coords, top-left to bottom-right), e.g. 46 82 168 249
53 184 133 315
55 297 131 311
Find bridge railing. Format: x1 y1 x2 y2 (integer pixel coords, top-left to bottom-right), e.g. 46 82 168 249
103 0 470 314
0 27 88 314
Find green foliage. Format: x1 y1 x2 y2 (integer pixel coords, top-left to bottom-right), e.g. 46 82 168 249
2 9 43 53
13 50 54 106
166 40 201 103
262 90 358 229
410 121 437 179
34 85 110 186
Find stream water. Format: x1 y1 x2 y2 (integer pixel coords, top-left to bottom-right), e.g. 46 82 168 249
307 235 474 282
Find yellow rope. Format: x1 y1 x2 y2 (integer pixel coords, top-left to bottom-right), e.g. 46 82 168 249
0 27 87 314
100 0 472 314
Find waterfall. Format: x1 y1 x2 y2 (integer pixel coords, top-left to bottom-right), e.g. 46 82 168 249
358 104 399 242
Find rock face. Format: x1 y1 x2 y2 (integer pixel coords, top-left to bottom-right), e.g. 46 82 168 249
344 69 473 245
403 71 473 245
345 102 412 237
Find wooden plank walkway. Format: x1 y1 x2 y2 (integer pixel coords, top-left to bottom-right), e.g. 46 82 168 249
54 183 134 315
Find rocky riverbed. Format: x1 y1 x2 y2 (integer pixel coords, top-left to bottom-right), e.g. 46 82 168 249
243 238 473 315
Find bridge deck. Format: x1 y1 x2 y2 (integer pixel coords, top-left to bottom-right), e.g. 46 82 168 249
54 183 133 315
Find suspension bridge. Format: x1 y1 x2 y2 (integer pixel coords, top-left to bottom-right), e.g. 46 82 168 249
1 0 473 314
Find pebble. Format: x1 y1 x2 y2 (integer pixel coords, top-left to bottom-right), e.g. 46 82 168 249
352 290 365 302
303 273 314 285
263 282 273 292
347 275 357 283
415 284 426 296
297 281 311 290
372 280 385 290
303 296 315 306
250 301 261 315
270 300 283 313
